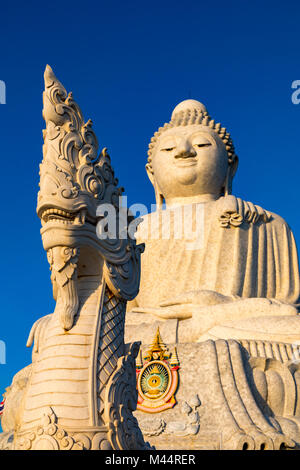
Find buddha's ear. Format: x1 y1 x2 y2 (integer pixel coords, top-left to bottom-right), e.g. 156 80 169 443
231 155 239 179
224 156 238 196
145 163 164 209
145 163 155 186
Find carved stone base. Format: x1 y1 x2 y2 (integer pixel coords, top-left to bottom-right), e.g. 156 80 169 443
11 408 111 450
0 343 151 451
134 339 300 450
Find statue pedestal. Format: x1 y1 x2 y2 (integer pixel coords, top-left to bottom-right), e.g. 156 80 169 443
133 338 300 450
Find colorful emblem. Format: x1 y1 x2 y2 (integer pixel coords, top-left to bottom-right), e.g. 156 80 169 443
136 328 180 413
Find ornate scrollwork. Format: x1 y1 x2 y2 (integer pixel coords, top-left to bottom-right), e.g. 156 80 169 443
0 66 148 451
40 66 102 209
39 66 144 301
15 408 93 450
104 343 152 450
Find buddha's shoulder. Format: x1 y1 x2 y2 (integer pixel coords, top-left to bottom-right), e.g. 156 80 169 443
213 195 292 230
135 199 293 239
236 196 291 229
267 210 291 229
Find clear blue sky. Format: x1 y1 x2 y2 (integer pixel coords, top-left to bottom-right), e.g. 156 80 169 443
1 0 300 421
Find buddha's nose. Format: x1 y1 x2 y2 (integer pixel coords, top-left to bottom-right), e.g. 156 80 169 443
175 140 197 159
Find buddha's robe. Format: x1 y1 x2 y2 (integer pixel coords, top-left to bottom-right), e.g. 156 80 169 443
126 196 300 344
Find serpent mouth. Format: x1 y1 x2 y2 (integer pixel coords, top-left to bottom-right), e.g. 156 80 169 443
40 208 97 227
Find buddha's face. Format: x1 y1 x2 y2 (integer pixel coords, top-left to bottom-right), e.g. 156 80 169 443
148 125 228 201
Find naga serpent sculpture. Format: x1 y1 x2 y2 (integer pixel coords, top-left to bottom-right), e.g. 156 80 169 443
0 66 149 450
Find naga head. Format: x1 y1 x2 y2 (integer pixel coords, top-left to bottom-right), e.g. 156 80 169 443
38 66 143 330
38 65 120 248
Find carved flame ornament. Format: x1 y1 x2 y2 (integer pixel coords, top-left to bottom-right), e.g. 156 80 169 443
136 328 180 413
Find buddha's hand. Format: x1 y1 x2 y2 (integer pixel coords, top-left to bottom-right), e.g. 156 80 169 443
160 290 235 307
131 290 237 320
131 304 207 320
131 296 299 327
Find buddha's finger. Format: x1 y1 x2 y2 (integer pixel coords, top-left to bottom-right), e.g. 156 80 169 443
160 291 231 307
160 297 193 306
160 305 193 319
151 305 192 319
130 306 179 318
131 307 157 315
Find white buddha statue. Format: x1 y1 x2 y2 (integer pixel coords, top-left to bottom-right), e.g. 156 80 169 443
126 99 300 344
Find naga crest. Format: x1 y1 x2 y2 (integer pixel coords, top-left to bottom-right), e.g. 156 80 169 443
38 65 144 330
0 67 150 451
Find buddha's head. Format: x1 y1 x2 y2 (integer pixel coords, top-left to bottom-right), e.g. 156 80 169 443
146 100 238 207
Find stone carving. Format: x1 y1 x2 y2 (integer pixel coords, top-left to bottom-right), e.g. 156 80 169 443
104 343 148 450
0 365 32 433
139 395 200 438
2 75 300 450
125 99 300 449
0 66 149 450
139 418 166 437
47 246 80 330
14 406 112 450
164 395 201 437
126 99 300 345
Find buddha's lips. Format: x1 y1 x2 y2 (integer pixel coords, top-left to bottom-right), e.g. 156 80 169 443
174 157 197 166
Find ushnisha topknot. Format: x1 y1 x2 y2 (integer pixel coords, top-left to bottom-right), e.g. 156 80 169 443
147 99 237 168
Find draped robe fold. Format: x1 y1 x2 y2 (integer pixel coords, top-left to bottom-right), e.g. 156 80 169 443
134 196 300 309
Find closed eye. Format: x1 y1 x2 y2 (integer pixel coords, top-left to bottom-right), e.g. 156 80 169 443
194 143 212 148
161 147 175 152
